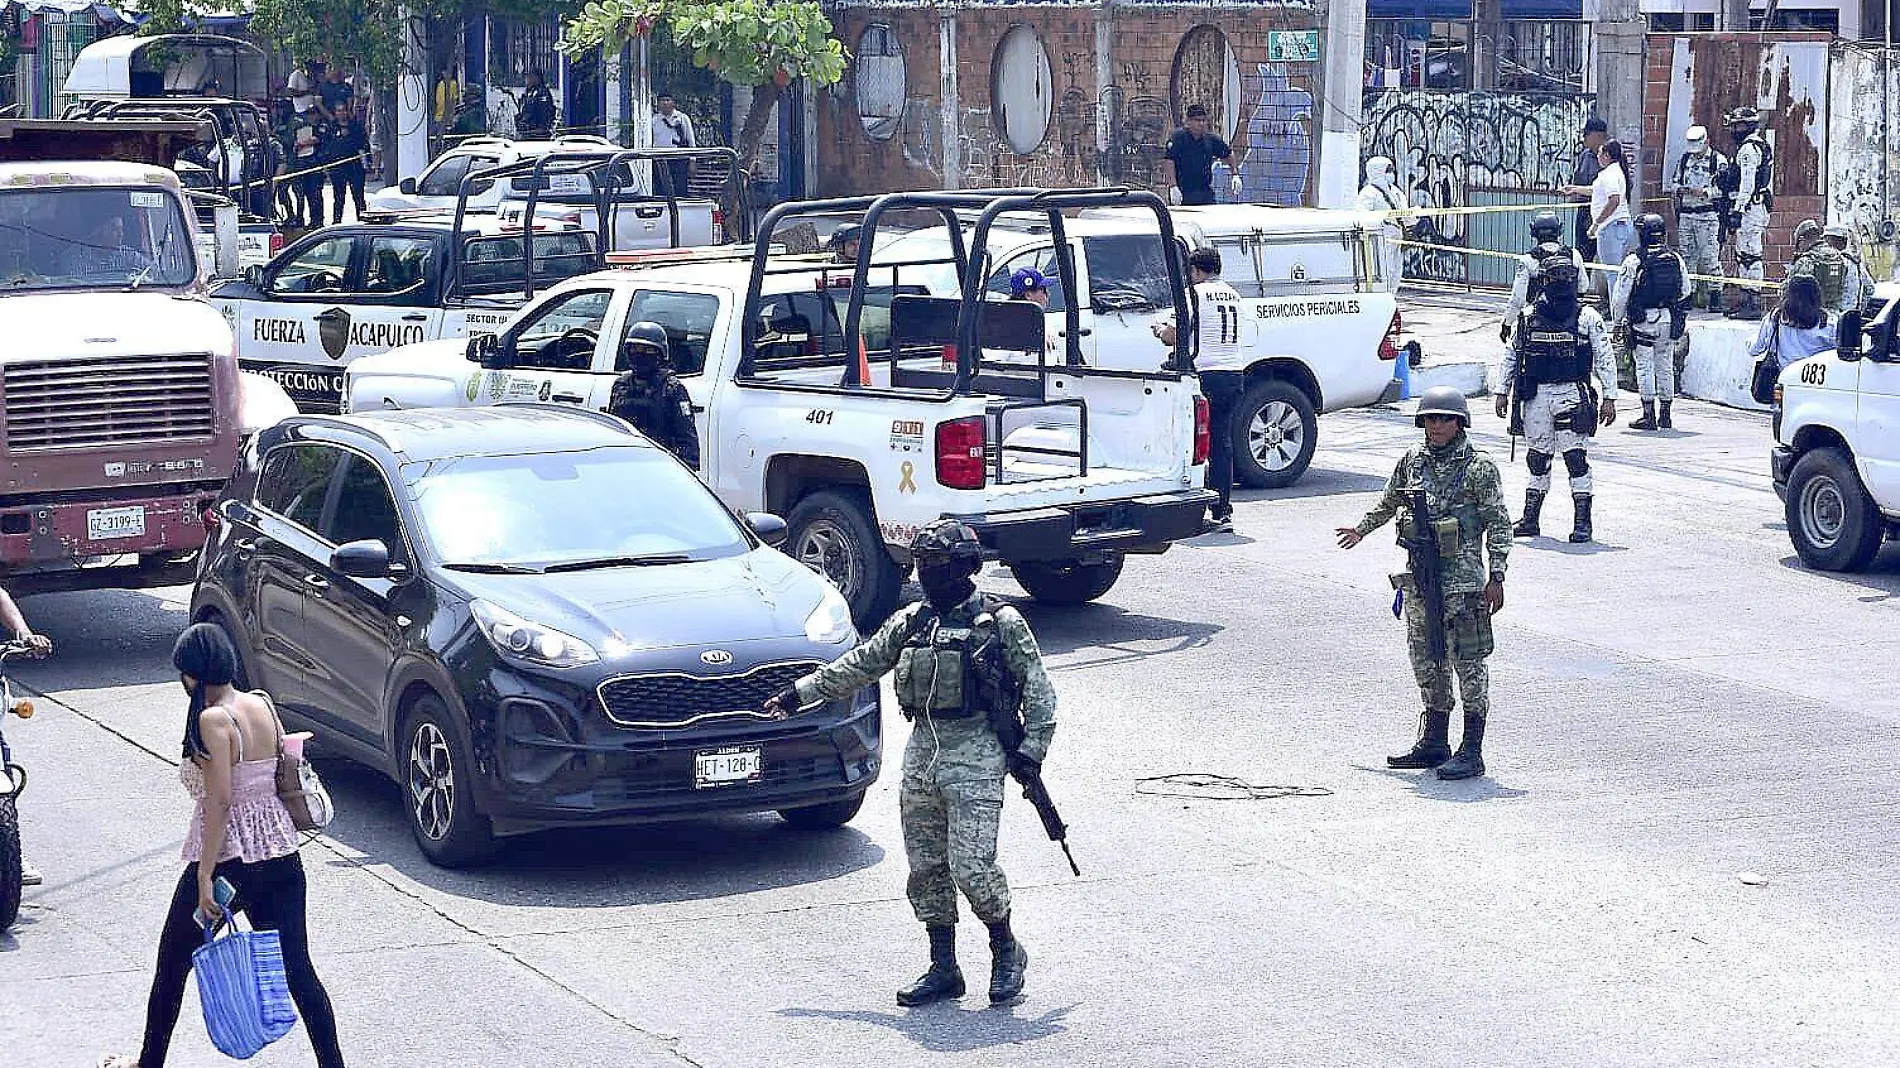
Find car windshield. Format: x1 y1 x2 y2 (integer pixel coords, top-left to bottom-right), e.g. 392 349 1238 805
408 445 749 569
0 185 196 291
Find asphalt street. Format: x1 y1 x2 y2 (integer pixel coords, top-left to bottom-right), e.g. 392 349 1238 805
8 296 1900 1067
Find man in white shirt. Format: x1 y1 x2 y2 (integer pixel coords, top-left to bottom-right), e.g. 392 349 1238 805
1155 247 1245 532
651 93 695 197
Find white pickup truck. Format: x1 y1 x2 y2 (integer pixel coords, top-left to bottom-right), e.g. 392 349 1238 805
1772 285 1900 570
345 189 1217 625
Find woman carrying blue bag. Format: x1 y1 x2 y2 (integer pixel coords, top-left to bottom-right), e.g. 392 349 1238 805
100 625 347 1068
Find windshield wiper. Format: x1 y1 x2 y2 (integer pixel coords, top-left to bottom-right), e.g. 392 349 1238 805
440 561 544 574
542 553 693 573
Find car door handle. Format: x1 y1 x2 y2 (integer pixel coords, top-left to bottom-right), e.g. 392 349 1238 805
401 313 428 322
552 391 584 403
302 573 330 590
231 537 257 554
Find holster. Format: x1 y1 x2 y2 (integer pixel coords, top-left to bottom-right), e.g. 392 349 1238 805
1570 382 1600 437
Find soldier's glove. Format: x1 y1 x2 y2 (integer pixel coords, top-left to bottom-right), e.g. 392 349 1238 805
1499 321 1512 344
762 686 799 719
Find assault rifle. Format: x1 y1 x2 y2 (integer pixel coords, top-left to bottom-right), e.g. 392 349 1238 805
970 619 1081 876
1507 331 1525 462
1398 488 1449 660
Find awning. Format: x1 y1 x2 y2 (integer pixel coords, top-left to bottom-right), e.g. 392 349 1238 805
1368 0 1474 17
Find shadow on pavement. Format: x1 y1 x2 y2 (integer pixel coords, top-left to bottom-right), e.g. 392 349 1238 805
1778 550 1900 601
1352 763 1530 802
778 1001 1075 1052
1244 468 1392 502
1000 600 1223 659
308 760 887 907
1518 537 1629 556
8 588 190 691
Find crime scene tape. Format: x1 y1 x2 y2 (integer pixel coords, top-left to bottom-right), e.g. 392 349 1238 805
1371 201 1579 220
1394 237 1783 292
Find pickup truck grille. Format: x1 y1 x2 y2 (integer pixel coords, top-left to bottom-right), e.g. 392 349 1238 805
3 353 215 450
599 661 823 729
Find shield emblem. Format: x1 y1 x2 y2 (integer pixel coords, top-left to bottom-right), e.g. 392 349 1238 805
318 307 351 362
538 380 552 401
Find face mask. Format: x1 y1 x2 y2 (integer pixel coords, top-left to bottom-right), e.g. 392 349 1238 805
916 558 975 609
1371 171 1393 190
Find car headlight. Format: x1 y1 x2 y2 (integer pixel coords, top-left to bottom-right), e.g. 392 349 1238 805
804 585 855 645
470 599 599 668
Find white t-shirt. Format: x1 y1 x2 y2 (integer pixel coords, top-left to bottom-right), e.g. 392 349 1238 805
652 111 695 148
288 70 316 115
1591 164 1631 228
1192 280 1245 372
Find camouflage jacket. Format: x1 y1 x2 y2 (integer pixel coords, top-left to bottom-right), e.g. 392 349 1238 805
1353 432 1512 594
793 594 1057 775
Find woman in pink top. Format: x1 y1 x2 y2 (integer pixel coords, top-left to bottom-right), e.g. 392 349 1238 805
100 624 346 1068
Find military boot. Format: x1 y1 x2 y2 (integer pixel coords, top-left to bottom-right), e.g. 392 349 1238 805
1388 710 1453 769
1631 400 1658 431
897 924 965 1007
1512 489 1545 538
986 916 1029 1004
1569 493 1594 544
1659 401 1674 429
1435 713 1487 780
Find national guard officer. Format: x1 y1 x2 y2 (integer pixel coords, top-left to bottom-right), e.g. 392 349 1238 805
1725 107 1775 321
1611 214 1692 431
763 521 1056 1006
1335 386 1511 780
606 320 701 470
1497 252 1620 543
1671 125 1728 310
1826 223 1876 315
1501 211 1586 343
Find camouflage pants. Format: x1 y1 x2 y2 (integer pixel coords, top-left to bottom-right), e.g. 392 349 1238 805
1679 212 1721 298
900 774 1010 926
1403 583 1493 719
1631 310 1676 403
1736 204 1769 280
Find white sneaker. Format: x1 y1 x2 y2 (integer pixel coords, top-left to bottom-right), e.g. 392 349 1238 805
20 858 42 886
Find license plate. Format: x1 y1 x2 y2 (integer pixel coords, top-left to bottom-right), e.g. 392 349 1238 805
694 745 762 788
86 506 146 541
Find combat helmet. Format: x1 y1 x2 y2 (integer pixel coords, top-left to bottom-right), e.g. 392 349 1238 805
1726 106 1762 130
1413 384 1471 429
1529 210 1564 243
622 320 670 367
1538 246 1580 287
1636 213 1668 249
910 519 984 576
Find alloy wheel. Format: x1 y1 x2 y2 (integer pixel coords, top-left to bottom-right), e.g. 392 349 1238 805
407 722 455 842
1249 400 1307 472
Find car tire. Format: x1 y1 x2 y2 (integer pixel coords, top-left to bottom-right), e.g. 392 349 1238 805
1232 378 1319 490
1786 447 1885 572
1011 554 1125 606
400 693 497 868
778 792 867 830
786 489 902 629
0 787 21 932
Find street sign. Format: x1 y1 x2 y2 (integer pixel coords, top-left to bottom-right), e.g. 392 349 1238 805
1267 30 1321 64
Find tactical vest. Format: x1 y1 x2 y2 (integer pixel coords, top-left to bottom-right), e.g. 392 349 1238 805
1739 135 1774 207
1411 450 1482 553
1629 249 1685 318
894 601 1007 718
1674 151 1721 211
1793 246 1847 308
610 375 677 444
1521 304 1591 387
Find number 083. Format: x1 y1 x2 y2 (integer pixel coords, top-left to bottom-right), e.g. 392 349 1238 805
1799 363 1827 386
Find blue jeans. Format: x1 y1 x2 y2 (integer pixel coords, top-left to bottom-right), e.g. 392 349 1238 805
1595 218 1634 275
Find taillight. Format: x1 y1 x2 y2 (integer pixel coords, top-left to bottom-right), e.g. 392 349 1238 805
268 231 285 256
941 342 959 371
1193 394 1211 466
712 208 725 227
1378 308 1403 361
935 416 986 490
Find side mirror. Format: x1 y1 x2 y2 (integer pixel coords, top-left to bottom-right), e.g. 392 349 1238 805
244 263 265 290
398 177 417 195
1838 310 1864 362
466 332 499 365
331 539 406 580
745 512 788 548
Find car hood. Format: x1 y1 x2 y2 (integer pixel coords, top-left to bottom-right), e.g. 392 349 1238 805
444 547 845 654
0 292 229 360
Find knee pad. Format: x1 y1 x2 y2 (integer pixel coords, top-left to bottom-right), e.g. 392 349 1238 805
1527 450 1552 477
1563 449 1589 478
1736 251 1761 269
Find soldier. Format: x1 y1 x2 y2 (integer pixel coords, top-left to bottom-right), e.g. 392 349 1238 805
1496 252 1620 543
1671 125 1728 310
1786 219 1847 315
763 521 1056 1006
1501 211 1586 344
1611 214 1693 431
1335 386 1511 780
1826 223 1876 315
1725 107 1775 321
1357 156 1408 294
606 320 701 470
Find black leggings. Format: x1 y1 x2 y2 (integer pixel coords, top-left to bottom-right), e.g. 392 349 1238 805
138 853 344 1067
329 162 366 222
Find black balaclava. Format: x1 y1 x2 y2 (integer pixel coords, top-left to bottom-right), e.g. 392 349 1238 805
916 558 977 610
630 345 662 380
1542 270 1580 319
173 622 237 759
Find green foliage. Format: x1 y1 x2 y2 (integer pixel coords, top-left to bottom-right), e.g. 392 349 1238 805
561 0 845 90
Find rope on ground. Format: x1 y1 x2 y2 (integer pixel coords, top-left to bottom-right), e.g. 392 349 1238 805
1394 237 1783 291
1134 773 1333 801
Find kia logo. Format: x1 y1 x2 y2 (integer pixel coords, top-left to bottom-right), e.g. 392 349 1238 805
700 650 733 666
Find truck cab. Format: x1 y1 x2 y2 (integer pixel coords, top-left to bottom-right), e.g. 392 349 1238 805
1772 285 1900 571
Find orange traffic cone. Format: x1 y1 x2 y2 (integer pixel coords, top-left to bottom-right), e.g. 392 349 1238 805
856 335 872 387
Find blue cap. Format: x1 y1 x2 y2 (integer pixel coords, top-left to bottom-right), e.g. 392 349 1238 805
1010 266 1050 296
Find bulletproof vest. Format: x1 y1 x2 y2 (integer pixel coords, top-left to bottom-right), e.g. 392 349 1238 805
611 374 672 440
1524 244 1575 305
1740 135 1774 205
1521 303 1591 386
1629 249 1684 318
1675 152 1720 207
1795 246 1847 307
1714 156 1741 199
894 603 998 718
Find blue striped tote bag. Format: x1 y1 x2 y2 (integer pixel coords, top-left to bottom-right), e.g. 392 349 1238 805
192 918 299 1058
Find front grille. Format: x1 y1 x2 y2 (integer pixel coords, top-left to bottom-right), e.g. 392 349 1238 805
583 754 841 807
4 353 216 450
598 661 824 729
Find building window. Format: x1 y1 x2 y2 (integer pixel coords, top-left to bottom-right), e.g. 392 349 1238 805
855 24 904 141
1755 8 1838 30
1494 19 1586 93
491 16 558 87
1648 12 1686 31
1365 20 1471 91
991 25 1052 156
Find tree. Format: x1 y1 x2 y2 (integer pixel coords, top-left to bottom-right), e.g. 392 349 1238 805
562 0 846 180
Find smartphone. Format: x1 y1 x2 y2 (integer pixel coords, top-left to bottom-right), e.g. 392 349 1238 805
194 876 237 932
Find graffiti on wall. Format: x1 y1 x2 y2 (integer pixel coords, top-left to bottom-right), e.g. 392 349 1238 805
1361 90 1592 282
1823 46 1897 278
1239 63 1312 206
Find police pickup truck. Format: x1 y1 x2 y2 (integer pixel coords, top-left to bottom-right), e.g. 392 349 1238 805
1772 286 1900 571
344 188 1217 626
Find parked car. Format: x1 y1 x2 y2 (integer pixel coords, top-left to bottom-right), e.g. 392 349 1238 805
190 404 878 866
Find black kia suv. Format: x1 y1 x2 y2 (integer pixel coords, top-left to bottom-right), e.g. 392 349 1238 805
191 405 879 866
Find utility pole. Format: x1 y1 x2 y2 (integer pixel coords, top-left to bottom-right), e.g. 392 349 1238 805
1718 0 1751 32
1317 0 1367 207
1593 0 1647 194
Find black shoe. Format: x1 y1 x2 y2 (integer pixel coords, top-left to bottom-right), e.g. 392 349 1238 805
1568 493 1593 544
1631 400 1658 431
987 923 1029 1004
1658 401 1673 429
1387 709 1453 769
1512 489 1545 538
1202 514 1234 534
1726 294 1763 321
1435 713 1487 780
897 925 965 1007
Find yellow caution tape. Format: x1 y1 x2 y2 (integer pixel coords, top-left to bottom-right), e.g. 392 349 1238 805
1373 201 1580 221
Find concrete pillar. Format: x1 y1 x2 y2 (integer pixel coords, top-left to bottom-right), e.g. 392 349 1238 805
604 43 626 144
396 7 430 181
1594 0 1647 193
1095 1 1114 186
1316 0 1366 207
940 12 960 189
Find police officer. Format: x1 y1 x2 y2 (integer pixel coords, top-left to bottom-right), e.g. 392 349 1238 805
1155 247 1244 532
1501 211 1586 343
1496 252 1619 543
1357 156 1407 294
1725 107 1774 321
1671 125 1728 310
1335 386 1511 780
829 224 862 266
606 321 700 470
763 521 1056 1005
1612 214 1692 431
1826 223 1876 315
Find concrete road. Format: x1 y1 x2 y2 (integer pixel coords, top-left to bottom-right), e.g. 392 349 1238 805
8 350 1900 1066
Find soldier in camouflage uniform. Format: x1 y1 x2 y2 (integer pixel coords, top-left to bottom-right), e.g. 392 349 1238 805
764 520 1056 1006
1336 386 1511 780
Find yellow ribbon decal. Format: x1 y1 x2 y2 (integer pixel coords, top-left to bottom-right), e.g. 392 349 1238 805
898 461 917 494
